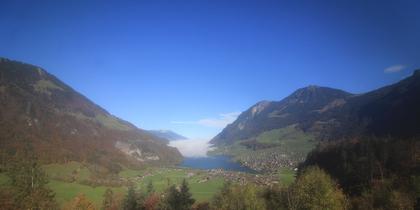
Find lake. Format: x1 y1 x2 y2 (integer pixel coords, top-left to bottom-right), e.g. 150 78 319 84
179 155 256 173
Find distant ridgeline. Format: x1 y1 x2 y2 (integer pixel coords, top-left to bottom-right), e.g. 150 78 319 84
210 69 420 172
147 130 187 141
0 57 182 172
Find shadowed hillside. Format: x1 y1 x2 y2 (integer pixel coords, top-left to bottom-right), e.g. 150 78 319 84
211 69 420 171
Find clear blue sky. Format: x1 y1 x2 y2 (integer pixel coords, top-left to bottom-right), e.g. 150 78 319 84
1 0 419 139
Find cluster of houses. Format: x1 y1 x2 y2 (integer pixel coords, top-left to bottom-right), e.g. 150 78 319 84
237 151 302 173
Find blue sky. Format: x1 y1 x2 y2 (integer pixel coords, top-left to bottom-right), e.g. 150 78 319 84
1 0 420 139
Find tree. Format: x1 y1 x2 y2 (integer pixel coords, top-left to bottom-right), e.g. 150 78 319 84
179 179 195 210
262 185 289 210
102 188 119 210
147 180 155 195
351 179 415 210
289 166 348 210
144 193 160 210
211 182 266 210
0 188 17 210
211 182 232 209
192 202 210 210
63 194 96 210
163 185 181 210
7 152 58 210
161 180 194 210
123 185 140 210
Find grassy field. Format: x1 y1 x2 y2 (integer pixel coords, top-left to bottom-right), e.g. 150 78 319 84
43 161 91 182
1 164 225 208
131 168 225 202
48 180 125 207
118 168 145 179
278 168 296 186
210 125 315 157
256 125 315 155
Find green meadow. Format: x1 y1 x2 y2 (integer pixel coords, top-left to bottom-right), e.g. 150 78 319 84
47 180 125 207
278 167 296 186
130 168 225 202
0 163 225 208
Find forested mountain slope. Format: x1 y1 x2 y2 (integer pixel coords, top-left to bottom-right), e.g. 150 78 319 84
0 58 182 171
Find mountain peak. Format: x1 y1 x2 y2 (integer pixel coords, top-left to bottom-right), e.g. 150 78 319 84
287 85 352 105
304 85 320 89
297 85 340 93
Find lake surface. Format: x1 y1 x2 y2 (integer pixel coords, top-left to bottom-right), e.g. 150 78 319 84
179 155 256 173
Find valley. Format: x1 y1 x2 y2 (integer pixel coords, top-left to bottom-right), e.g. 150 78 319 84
2 1 420 208
0 160 292 208
0 57 419 209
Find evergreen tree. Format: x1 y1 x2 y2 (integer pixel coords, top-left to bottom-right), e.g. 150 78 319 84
147 180 154 195
123 185 138 210
162 180 195 210
164 185 181 210
179 179 195 210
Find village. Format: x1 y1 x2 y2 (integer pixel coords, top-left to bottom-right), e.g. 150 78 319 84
234 151 302 173
124 167 284 189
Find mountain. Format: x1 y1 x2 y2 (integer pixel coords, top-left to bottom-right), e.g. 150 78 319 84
211 86 353 145
0 58 182 171
317 69 420 139
148 130 188 141
210 69 420 172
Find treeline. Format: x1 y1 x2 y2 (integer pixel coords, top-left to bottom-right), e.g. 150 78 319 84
301 136 420 209
99 166 347 210
0 150 58 209
61 179 196 210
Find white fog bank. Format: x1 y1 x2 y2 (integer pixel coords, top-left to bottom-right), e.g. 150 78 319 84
169 139 214 157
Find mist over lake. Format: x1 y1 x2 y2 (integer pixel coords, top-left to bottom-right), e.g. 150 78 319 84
169 139 213 157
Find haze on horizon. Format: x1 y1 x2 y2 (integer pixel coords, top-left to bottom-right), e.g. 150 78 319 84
1 0 420 139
